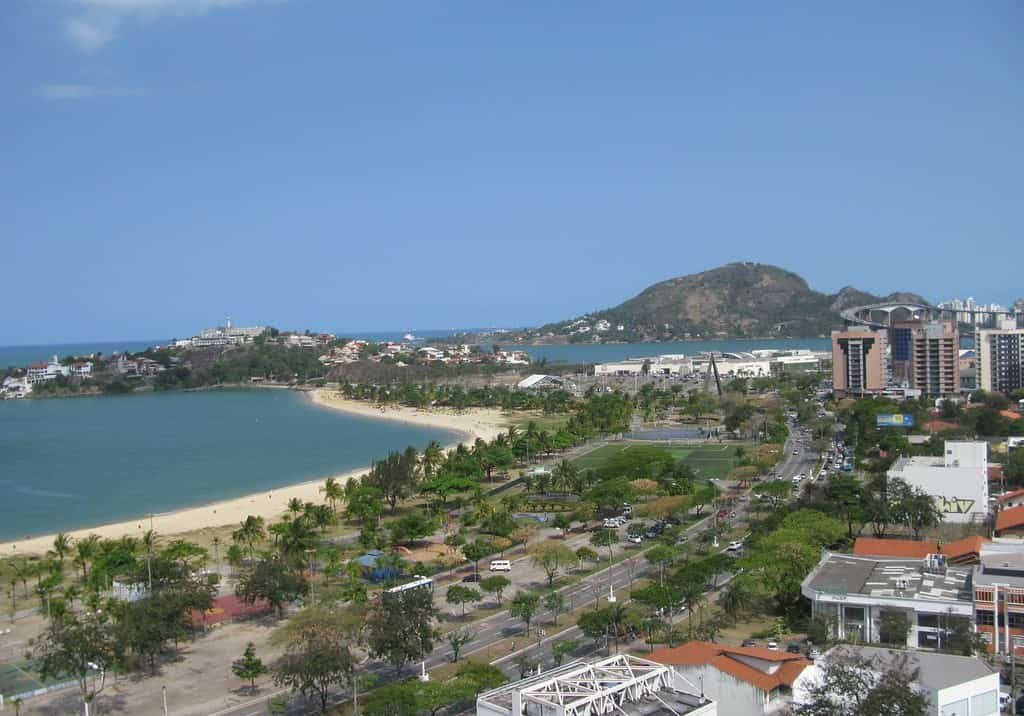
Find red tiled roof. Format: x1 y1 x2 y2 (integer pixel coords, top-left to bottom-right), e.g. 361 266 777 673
853 538 935 559
1002 410 1022 421
649 641 811 693
996 505 1024 533
923 420 959 433
941 536 989 562
998 489 1024 503
853 536 988 563
990 465 1007 481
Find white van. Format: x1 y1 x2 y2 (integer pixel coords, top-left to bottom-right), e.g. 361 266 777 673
489 560 512 572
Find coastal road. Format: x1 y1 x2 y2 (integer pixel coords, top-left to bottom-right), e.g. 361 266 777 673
164 426 819 715
215 509 720 716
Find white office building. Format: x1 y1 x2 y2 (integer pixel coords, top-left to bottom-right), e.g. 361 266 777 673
801 552 974 650
887 441 989 524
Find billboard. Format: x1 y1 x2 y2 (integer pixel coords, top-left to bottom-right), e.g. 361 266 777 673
876 413 914 427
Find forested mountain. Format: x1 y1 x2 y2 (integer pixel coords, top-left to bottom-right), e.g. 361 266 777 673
517 263 927 342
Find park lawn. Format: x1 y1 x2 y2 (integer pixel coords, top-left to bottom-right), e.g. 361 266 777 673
571 443 634 470
572 442 743 480
510 413 570 433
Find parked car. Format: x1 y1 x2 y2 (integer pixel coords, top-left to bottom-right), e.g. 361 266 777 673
462 572 482 583
807 647 821 660
489 560 512 572
767 641 779 651
786 644 801 654
727 540 743 551
627 535 642 544
741 638 757 647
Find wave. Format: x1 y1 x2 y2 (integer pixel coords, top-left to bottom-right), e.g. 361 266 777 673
15 486 77 499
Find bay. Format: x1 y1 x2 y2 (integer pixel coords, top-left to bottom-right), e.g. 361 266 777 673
0 390 459 541
0 340 169 369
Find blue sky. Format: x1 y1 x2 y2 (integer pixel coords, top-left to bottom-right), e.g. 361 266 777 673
2 1 1021 344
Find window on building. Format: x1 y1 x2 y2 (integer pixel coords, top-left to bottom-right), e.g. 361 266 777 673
970 690 998 716
940 698 969 716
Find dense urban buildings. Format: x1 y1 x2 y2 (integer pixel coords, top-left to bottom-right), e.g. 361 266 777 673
977 326 1024 395
831 327 887 398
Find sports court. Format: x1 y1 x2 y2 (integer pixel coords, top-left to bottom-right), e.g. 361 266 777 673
0 660 68 700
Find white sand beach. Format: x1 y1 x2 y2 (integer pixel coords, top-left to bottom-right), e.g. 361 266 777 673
0 390 509 558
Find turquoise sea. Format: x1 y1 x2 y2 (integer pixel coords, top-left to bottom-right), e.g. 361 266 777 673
0 390 460 542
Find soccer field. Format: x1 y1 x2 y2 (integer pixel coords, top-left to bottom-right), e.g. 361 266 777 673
572 442 741 479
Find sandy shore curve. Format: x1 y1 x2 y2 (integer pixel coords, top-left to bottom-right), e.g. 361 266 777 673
0 390 509 558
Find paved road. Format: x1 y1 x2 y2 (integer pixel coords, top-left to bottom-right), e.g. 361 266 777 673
176 428 822 715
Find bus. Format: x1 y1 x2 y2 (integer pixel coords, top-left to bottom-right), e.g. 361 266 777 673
384 575 434 595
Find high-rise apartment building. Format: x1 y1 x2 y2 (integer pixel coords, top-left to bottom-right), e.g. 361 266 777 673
890 320 918 384
909 321 960 398
977 327 1024 395
832 328 887 398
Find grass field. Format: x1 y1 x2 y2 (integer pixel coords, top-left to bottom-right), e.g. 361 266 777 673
572 442 742 479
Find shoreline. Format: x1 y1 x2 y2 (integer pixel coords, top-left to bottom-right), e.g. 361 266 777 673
0 390 509 558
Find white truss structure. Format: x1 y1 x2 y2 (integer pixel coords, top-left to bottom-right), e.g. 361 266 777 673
479 654 701 716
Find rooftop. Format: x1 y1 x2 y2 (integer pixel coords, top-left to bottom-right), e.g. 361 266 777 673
973 553 1024 589
477 655 714 716
853 536 988 564
996 505 1024 533
823 645 995 692
998 489 1024 503
803 553 972 603
649 641 810 693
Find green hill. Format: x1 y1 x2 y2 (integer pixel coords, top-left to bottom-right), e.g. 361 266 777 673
526 262 927 342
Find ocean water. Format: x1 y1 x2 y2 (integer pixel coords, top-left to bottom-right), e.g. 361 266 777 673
0 340 170 369
508 337 833 364
0 390 460 541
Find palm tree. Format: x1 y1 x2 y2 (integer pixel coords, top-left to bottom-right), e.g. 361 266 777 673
552 459 579 494
73 534 100 583
421 441 444 478
232 516 267 563
286 497 304 518
678 580 706 637
211 536 222 573
321 477 345 513
52 533 73 565
505 425 520 444
719 581 752 624
9 559 32 599
63 583 81 609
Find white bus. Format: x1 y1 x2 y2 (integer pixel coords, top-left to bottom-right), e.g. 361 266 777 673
384 575 434 595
